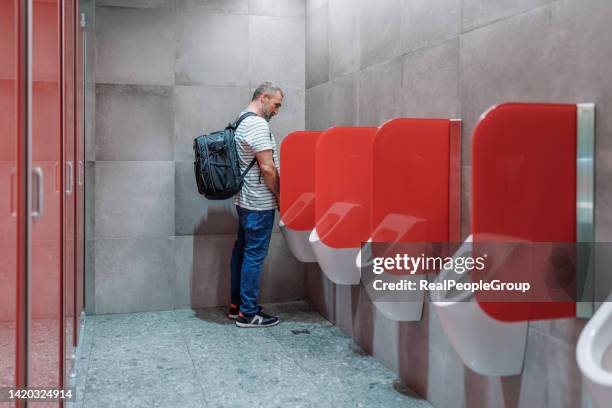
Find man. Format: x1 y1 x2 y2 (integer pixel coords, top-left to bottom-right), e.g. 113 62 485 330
229 82 283 328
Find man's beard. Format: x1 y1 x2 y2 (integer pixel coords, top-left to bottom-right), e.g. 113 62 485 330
262 107 273 122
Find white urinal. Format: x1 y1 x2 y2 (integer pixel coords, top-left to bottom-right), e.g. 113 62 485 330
431 235 528 376
577 295 612 408
279 193 317 263
356 214 427 321
357 240 424 321
309 227 361 285
279 219 317 262
309 202 363 285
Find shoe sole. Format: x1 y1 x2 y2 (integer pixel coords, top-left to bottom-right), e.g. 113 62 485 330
235 320 280 328
228 313 239 320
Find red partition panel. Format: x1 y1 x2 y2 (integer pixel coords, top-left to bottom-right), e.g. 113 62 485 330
472 103 577 321
372 119 451 244
280 131 320 231
315 127 376 249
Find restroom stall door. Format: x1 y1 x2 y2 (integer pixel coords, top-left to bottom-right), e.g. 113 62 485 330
74 0 85 345
30 0 63 402
0 0 25 397
62 0 76 382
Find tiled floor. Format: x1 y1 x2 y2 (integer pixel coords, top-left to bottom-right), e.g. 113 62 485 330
68 302 432 408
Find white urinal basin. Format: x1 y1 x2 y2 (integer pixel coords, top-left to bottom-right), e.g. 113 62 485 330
431 235 528 376
279 219 317 263
356 240 424 322
309 227 360 285
577 296 612 408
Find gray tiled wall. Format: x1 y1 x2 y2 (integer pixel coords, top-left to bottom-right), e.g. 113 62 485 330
305 0 610 407
88 0 306 314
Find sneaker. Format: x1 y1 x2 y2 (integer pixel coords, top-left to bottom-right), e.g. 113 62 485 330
228 304 240 320
228 304 265 320
235 311 279 328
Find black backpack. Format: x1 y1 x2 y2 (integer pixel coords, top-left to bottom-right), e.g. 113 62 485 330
193 112 258 200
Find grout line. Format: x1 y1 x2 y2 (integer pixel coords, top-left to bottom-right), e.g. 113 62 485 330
460 1 559 35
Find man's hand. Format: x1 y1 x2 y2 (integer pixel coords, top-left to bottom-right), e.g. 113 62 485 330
254 149 280 206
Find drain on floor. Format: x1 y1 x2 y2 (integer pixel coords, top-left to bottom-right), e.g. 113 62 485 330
291 329 311 335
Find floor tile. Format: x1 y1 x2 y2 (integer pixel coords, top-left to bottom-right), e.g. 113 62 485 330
70 301 431 408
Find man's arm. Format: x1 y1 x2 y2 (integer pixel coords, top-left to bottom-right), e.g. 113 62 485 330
254 149 280 204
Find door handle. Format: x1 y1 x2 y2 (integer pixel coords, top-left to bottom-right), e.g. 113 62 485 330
32 166 44 218
9 168 16 217
77 160 83 187
55 161 60 193
66 161 73 195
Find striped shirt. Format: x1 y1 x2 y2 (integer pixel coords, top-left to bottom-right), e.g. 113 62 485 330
234 111 280 210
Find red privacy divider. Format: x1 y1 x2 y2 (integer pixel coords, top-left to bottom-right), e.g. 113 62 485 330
472 103 577 322
315 127 376 249
372 119 453 244
280 131 321 231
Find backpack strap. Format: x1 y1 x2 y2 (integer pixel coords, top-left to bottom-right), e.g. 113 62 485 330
233 111 258 129
233 112 270 183
233 112 259 180
242 157 258 178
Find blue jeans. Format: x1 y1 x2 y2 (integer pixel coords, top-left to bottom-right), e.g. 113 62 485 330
230 206 275 316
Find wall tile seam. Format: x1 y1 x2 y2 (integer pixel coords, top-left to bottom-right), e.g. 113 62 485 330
176 10 304 19
249 12 306 18
306 2 326 18
249 0 306 18
459 0 559 35
305 79 330 92
93 235 176 242
94 81 175 89
400 36 461 64
94 305 177 315
93 160 175 164
93 158 177 163
172 84 253 91
176 231 286 237
248 14 306 21
95 5 174 12
313 36 461 90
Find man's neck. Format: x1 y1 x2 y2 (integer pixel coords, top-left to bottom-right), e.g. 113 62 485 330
246 102 263 117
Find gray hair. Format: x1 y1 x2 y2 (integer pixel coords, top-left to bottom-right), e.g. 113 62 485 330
252 81 284 101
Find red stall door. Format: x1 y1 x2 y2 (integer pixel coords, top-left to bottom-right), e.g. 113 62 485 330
0 0 23 398
30 0 63 402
